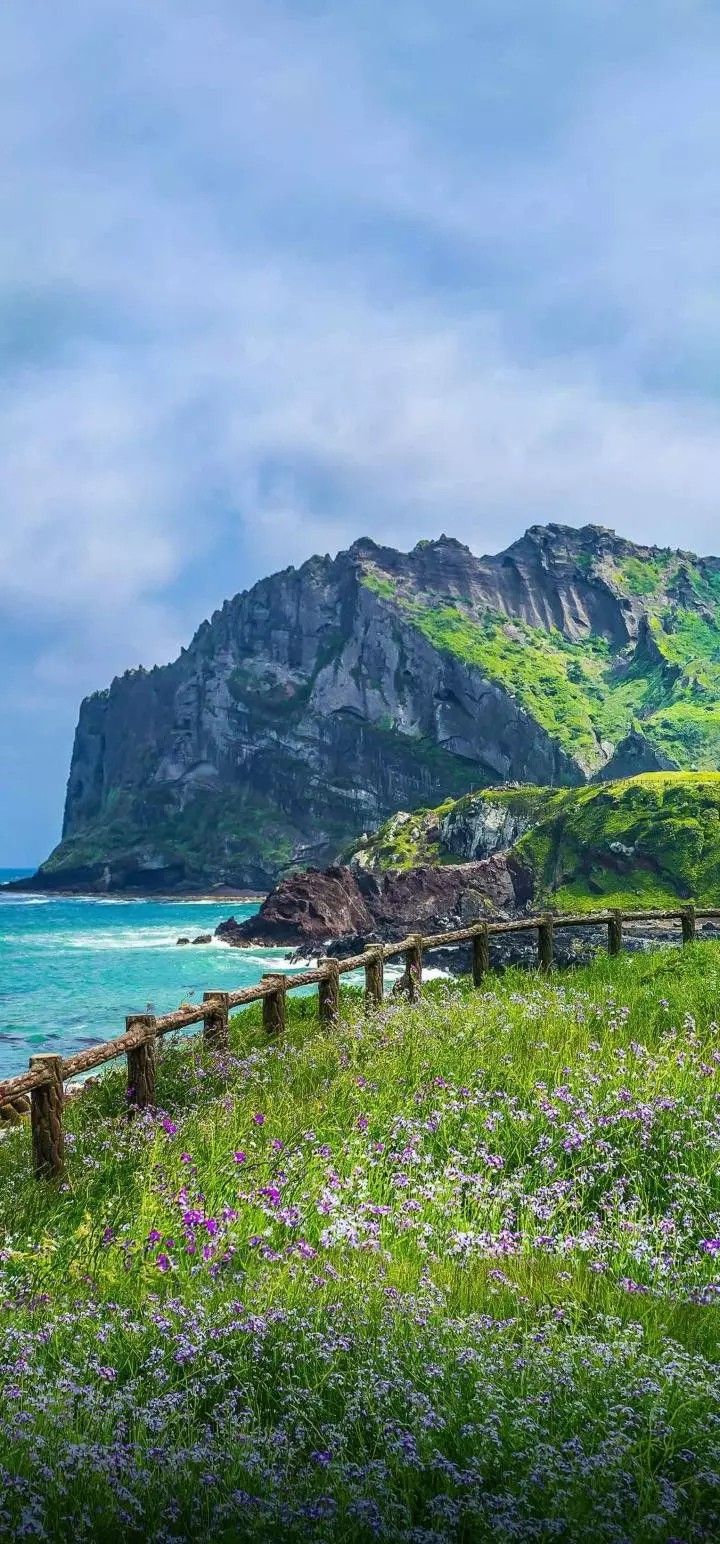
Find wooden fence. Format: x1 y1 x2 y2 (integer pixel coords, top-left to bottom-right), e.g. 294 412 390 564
1 904 716 1181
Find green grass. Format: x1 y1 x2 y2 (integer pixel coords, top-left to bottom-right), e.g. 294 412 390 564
3 950 720 1539
514 772 720 907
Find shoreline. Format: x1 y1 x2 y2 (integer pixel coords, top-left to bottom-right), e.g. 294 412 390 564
0 884 267 903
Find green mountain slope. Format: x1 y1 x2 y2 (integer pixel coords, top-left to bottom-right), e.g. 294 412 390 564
361 537 720 776
349 772 720 912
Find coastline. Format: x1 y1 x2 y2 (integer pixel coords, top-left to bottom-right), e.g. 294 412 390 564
0 883 267 903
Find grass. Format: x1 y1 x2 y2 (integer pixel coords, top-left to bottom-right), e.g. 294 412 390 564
3 949 720 1539
514 772 720 906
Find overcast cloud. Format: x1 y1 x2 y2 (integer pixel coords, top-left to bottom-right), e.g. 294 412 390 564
3 0 720 861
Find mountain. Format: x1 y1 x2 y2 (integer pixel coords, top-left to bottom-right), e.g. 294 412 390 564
347 771 720 913
28 522 720 892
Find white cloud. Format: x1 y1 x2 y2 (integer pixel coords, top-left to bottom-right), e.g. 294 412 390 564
3 0 720 857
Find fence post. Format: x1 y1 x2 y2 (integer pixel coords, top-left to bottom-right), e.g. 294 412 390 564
262 974 287 1035
126 1015 157 1109
364 948 384 1010
405 935 423 1001
318 957 340 1028
538 916 554 975
608 910 624 957
29 1054 65 1180
681 906 696 945
472 923 490 987
203 991 230 1052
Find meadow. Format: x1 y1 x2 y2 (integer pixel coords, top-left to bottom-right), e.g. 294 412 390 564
2 948 720 1541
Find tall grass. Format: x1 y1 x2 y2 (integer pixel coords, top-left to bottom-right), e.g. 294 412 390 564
2 948 720 1540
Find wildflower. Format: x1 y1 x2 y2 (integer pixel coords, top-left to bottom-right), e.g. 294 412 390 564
155 1254 172 1272
233 1151 247 1164
161 1117 177 1135
252 1112 265 1126
700 1239 720 1255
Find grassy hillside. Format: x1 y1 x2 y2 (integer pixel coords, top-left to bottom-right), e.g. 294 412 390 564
362 543 720 773
349 773 720 913
3 953 720 1539
515 772 720 910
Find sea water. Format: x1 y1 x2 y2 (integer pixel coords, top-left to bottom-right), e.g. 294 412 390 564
0 871 300 1079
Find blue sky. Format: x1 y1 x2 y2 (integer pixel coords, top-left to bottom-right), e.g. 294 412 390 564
3 1 720 863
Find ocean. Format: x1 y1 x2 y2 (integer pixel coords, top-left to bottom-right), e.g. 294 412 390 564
0 871 301 1080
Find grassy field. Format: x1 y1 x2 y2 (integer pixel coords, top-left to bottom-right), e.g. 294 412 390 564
3 950 720 1541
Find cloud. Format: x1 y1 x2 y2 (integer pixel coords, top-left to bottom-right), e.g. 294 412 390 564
3 0 720 856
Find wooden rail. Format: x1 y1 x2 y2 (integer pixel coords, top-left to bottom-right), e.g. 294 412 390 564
1 903 717 1180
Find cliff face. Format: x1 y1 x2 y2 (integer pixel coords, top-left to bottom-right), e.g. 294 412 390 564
33 523 720 891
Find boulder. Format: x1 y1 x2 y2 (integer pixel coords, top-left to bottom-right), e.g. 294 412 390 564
216 853 530 949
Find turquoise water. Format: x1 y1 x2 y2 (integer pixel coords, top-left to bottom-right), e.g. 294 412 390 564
0 871 301 1079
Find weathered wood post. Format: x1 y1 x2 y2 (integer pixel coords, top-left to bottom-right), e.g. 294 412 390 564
681 906 697 945
203 991 230 1052
608 910 624 957
29 1054 65 1180
318 957 341 1028
126 1015 157 1109
405 935 423 1001
472 923 490 987
538 916 554 975
262 974 287 1035
364 947 384 1010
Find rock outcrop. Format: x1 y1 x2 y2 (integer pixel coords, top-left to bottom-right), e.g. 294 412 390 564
217 855 528 948
21 522 720 892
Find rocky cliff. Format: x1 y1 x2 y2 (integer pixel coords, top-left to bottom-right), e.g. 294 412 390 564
27 523 720 891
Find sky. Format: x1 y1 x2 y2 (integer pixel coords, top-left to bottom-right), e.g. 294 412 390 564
3 1 720 863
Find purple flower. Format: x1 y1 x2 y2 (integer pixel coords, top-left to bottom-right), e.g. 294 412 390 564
258 1185 282 1207
252 1112 266 1126
357 1115 369 1133
146 1229 162 1246
156 1254 172 1272
271 1138 284 1152
233 1151 247 1164
161 1117 178 1135
701 1239 720 1255
97 1366 117 1382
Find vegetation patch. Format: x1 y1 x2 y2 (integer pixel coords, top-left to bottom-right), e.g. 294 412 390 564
515 771 720 908
3 953 720 1538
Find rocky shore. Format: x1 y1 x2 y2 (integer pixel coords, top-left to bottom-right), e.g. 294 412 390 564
214 853 530 951
213 857 720 975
